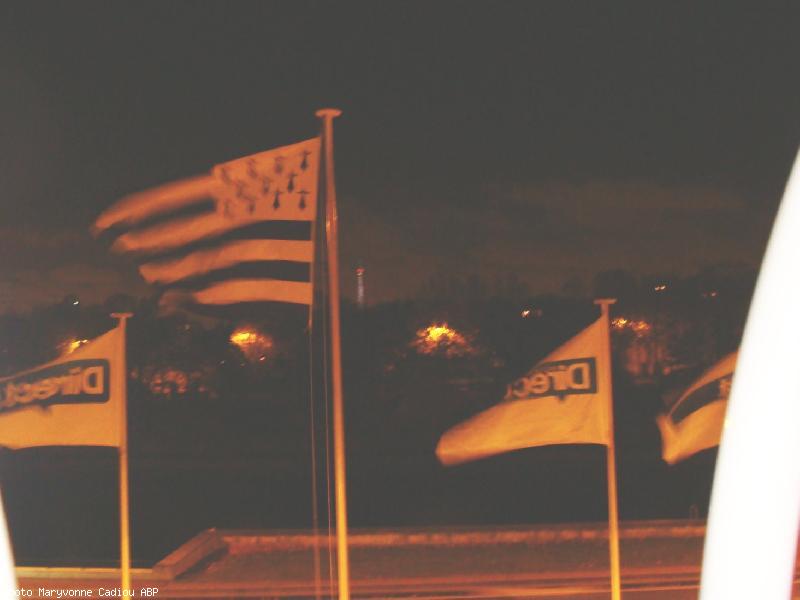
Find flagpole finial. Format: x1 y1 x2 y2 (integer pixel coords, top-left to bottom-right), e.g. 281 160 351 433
594 298 617 306
593 298 617 318
316 108 342 119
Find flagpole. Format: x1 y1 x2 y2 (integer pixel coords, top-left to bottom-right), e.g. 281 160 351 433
307 143 323 600
594 299 621 600
112 312 133 593
316 108 351 600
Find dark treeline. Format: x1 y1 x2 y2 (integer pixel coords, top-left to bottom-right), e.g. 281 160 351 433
0 265 755 565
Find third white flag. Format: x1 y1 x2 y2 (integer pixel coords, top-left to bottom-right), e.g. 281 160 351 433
657 351 737 465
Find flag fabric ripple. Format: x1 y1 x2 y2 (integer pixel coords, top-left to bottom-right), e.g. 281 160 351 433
0 327 123 449
93 138 321 309
436 317 611 466
657 351 737 464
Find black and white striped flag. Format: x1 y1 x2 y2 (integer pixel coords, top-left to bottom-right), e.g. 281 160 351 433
94 138 320 310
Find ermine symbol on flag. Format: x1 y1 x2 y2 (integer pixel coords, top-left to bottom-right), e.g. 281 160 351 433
213 148 311 218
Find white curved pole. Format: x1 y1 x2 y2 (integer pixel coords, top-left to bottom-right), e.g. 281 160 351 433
0 490 17 598
700 149 800 599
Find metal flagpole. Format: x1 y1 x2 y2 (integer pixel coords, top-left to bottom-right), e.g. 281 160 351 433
594 299 621 600
307 148 323 600
112 312 133 593
316 108 351 600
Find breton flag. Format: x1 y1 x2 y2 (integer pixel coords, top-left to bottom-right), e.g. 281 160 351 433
436 317 612 466
93 138 321 310
0 327 124 449
657 351 737 465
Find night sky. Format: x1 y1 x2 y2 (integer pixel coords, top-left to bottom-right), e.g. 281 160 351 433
1 2 798 311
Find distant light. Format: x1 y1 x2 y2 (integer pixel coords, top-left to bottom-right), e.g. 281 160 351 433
230 326 274 362
147 368 188 396
61 338 89 355
654 284 667 292
356 266 366 308
612 317 629 329
230 330 258 346
72 339 88 351
521 309 531 318
412 322 477 357
72 300 80 306
425 324 454 343
612 317 651 337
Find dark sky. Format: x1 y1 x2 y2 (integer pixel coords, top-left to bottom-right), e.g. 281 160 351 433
1 2 798 311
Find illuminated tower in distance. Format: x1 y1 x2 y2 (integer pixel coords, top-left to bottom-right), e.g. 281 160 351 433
356 265 365 308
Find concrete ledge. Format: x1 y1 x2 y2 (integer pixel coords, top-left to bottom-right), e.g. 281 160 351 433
15 520 711 586
221 519 707 553
15 566 155 580
152 528 226 579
